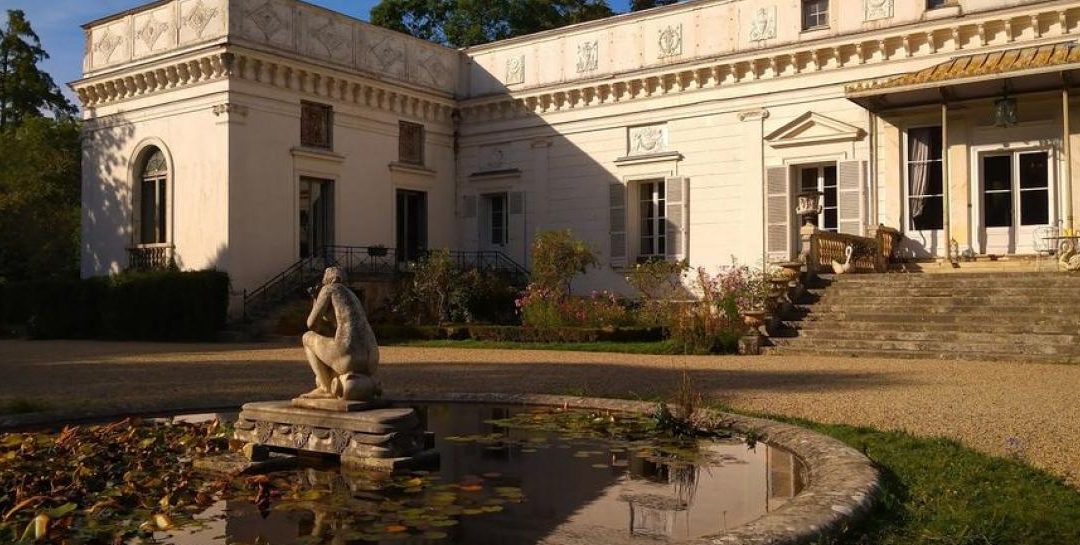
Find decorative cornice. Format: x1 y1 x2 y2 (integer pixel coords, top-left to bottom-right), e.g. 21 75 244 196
72 48 458 124
458 5 1078 123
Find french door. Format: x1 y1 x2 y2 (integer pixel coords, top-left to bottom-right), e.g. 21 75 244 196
979 150 1052 254
396 189 428 263
299 177 334 259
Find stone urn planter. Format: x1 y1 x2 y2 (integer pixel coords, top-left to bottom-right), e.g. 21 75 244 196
773 261 803 284
741 310 766 332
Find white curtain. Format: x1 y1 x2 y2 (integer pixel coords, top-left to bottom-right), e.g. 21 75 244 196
909 129 931 220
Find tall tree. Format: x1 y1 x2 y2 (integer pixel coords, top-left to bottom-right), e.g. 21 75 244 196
371 0 614 48
0 9 75 130
630 0 680 11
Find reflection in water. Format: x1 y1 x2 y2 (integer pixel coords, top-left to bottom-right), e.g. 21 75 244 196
161 404 805 545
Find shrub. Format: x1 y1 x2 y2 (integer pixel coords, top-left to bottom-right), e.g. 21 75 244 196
391 250 519 326
4 270 229 341
466 325 662 343
529 229 598 295
517 286 633 328
625 258 690 327
669 262 770 354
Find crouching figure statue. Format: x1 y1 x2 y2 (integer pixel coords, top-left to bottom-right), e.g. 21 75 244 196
300 266 381 401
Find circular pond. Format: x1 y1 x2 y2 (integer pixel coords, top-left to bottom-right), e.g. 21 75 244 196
172 402 806 545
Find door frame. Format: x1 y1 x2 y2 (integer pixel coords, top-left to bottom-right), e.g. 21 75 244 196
969 139 1059 255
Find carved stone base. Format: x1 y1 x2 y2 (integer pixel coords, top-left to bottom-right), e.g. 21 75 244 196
290 398 389 412
234 401 437 472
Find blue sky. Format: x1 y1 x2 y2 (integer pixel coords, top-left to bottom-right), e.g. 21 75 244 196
0 0 635 103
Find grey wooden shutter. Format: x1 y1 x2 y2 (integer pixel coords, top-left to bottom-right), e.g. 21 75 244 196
665 176 689 260
838 160 865 235
508 191 525 246
609 182 627 268
766 166 791 262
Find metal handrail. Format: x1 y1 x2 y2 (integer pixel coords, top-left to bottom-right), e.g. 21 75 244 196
241 246 530 321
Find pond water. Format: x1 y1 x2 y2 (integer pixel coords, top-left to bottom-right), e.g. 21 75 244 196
162 403 806 545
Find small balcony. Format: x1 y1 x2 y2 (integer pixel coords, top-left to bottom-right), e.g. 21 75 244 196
127 244 175 272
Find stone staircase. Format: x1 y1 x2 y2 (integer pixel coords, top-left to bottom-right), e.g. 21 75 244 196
766 271 1080 363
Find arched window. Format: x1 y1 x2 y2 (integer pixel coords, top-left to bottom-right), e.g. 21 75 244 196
138 147 168 244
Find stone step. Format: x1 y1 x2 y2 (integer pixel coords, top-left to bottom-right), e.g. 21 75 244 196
816 295 1080 306
786 328 1078 345
762 346 1078 364
789 319 1080 336
801 303 1080 316
768 336 1075 356
818 286 1080 298
830 272 1080 285
799 311 1080 326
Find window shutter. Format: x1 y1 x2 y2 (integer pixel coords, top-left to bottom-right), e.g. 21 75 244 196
766 166 791 262
838 160 864 235
665 176 690 260
609 182 627 268
508 191 525 245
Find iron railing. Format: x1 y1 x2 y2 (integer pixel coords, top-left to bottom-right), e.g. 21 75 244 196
127 244 174 271
241 246 530 320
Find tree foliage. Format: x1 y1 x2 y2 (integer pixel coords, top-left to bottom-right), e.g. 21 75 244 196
371 0 614 48
0 10 80 283
630 0 681 11
0 9 74 129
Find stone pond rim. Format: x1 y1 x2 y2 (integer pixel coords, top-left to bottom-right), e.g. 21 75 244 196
0 392 880 545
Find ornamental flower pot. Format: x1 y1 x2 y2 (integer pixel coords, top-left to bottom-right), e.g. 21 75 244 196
773 261 802 283
741 310 766 331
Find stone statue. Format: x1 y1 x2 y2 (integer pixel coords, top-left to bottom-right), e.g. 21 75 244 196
300 267 381 402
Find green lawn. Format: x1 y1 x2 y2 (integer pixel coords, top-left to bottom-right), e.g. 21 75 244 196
753 412 1080 545
386 338 685 355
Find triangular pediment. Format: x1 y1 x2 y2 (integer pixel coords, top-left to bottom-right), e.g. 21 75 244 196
765 112 865 148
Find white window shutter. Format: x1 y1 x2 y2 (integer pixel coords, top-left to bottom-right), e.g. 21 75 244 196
766 166 791 262
664 176 689 260
609 182 627 268
838 160 864 236
508 191 525 245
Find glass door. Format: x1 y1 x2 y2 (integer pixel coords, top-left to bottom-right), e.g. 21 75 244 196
979 151 1051 254
795 164 837 255
299 177 334 259
396 189 428 263
905 126 945 257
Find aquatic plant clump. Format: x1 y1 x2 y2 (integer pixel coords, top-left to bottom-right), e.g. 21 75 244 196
0 418 231 544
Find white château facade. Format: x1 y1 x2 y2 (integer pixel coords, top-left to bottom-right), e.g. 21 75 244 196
76 0 1080 302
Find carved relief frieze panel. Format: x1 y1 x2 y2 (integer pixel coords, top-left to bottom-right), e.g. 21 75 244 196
364 34 406 79
577 40 599 73
628 124 668 156
240 0 294 48
864 0 894 22
90 22 129 69
657 24 682 59
506 55 525 85
133 6 175 57
411 48 452 89
480 145 509 170
178 0 224 44
748 7 777 41
304 14 353 64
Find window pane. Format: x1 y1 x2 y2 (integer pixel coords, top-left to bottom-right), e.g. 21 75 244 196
983 192 1012 227
1019 152 1049 189
823 186 837 207
910 196 943 230
141 181 157 244
908 127 943 161
983 155 1012 191
824 208 838 230
823 165 836 186
1020 190 1050 226
157 180 167 243
925 165 943 196
657 234 666 255
800 168 818 191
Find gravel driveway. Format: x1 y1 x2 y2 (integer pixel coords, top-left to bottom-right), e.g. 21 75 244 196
1 340 1077 486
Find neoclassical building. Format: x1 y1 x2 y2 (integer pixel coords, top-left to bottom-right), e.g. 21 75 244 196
76 0 1080 301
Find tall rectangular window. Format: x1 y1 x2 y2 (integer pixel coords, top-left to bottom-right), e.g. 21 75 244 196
799 165 838 232
484 193 508 246
399 121 425 165
802 0 829 30
907 126 944 231
300 101 333 149
926 0 949 10
639 181 666 259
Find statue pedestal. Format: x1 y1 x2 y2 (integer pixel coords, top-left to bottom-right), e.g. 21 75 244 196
234 401 437 471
